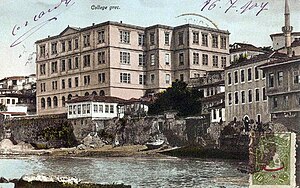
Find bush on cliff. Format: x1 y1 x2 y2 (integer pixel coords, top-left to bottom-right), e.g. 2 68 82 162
41 121 78 148
148 81 203 117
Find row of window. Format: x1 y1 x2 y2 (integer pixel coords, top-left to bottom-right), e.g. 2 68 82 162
120 73 172 85
41 30 106 57
68 104 115 116
272 95 300 108
40 72 174 93
41 29 227 57
121 52 227 67
212 109 223 120
0 98 16 105
227 67 265 85
40 51 227 76
162 31 227 48
268 70 300 88
40 53 103 75
40 73 105 92
228 88 267 105
40 92 105 109
41 96 61 109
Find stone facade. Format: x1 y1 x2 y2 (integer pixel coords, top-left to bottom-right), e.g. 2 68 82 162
225 54 275 125
259 57 300 132
35 21 230 115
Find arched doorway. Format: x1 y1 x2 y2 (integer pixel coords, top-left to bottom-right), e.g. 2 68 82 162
84 92 89 96
243 115 250 132
92 91 97 96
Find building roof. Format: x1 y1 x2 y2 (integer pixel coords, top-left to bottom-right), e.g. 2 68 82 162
0 112 26 115
197 80 225 88
229 43 265 53
208 101 225 110
36 21 230 44
124 98 150 105
225 51 287 70
200 92 225 102
270 32 300 40
66 95 127 104
0 76 25 82
291 39 300 47
258 55 300 69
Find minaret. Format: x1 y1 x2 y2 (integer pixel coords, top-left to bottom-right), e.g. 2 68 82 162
282 0 293 57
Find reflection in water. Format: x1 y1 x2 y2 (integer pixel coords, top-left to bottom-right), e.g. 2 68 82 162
0 156 248 188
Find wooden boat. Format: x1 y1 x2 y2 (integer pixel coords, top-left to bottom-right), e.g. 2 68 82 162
145 139 164 150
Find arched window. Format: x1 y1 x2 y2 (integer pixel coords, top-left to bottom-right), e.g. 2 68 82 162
62 96 66 107
99 90 105 96
85 92 89 96
47 97 52 108
53 96 58 107
92 91 97 96
41 98 45 109
68 94 72 101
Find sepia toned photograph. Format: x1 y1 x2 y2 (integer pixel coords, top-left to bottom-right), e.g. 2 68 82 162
0 0 299 187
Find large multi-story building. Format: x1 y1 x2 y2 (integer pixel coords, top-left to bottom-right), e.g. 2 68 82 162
35 21 230 115
259 57 300 132
224 52 286 126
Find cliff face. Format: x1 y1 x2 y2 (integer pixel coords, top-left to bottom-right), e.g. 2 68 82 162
0 114 221 149
2 114 77 149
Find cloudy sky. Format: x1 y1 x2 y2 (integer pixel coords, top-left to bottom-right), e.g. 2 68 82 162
0 0 299 78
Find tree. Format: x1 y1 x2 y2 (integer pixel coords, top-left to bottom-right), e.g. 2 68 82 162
148 81 203 116
0 104 7 112
260 46 273 52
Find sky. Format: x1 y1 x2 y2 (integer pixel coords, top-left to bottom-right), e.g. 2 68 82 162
0 0 299 79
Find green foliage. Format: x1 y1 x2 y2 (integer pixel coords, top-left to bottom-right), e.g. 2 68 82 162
148 81 203 117
260 46 273 52
0 104 7 112
35 143 48 149
41 121 77 147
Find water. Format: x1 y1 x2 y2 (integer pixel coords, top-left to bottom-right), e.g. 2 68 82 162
0 156 248 188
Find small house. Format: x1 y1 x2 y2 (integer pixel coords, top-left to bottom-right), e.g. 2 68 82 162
66 95 126 119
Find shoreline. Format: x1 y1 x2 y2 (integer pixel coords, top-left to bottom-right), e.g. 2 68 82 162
0 145 170 158
0 144 249 163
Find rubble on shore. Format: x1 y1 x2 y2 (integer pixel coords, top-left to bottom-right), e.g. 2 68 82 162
0 174 131 188
0 138 171 158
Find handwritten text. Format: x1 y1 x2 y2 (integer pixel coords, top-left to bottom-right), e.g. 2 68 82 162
10 0 75 48
201 0 269 16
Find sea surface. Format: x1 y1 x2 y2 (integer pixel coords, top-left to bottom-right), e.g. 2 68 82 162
0 156 248 188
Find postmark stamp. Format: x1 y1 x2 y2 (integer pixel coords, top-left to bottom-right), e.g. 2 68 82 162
249 132 296 187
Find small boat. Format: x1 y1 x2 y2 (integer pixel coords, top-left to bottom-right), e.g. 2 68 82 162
145 139 164 150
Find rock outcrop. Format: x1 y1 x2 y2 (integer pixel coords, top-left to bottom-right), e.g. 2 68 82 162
0 174 131 188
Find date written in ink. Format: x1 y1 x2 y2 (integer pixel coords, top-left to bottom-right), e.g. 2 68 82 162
201 0 269 16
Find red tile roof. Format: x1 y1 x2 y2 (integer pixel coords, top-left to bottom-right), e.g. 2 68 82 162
291 40 300 47
229 43 265 53
226 52 287 70
258 55 300 69
66 95 127 104
0 112 26 115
